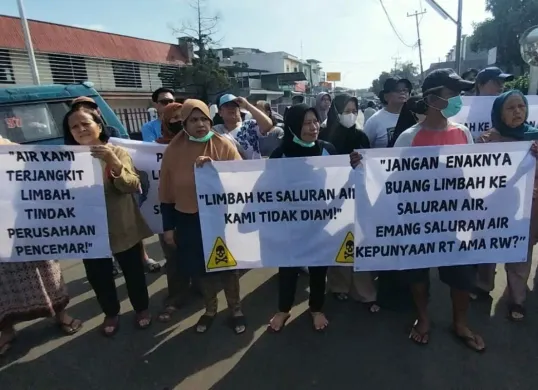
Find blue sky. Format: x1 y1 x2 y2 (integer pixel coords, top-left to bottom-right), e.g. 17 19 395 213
0 0 489 88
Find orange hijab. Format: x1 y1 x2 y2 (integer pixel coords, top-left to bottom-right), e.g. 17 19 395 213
156 102 183 144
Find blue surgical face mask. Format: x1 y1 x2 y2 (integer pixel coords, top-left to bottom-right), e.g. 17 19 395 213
292 134 315 148
440 95 463 118
188 130 215 143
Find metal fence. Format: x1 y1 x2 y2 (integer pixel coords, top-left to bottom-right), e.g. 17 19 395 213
113 108 151 135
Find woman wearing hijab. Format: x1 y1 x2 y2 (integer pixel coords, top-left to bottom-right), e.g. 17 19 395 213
317 94 378 311
315 92 332 125
475 90 538 321
319 94 370 153
268 104 337 332
156 102 183 144
159 99 247 334
64 108 153 336
155 103 201 322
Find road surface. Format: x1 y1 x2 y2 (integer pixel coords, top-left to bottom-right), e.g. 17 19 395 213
1 236 538 390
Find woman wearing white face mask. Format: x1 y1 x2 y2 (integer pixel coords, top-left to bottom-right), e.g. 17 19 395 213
319 94 370 153
318 94 379 312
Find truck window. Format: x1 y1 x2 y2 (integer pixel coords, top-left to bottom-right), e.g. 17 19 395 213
0 102 69 144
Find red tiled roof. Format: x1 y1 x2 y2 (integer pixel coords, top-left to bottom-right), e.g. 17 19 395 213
0 15 188 65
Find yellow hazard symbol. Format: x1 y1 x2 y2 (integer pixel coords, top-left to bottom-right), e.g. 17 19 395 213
207 237 238 270
335 232 355 264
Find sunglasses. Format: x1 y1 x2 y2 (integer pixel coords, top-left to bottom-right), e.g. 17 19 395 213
158 99 174 105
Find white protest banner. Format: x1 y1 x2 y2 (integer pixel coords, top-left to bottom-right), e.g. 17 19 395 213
195 156 355 272
454 95 538 138
354 142 536 271
109 137 165 234
0 145 111 262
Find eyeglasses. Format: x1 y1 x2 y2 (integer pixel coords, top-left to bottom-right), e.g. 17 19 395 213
158 99 174 105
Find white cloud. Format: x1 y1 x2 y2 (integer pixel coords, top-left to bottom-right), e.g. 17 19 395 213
73 24 106 31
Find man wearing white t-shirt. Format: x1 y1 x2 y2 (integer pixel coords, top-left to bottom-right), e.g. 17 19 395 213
364 77 412 148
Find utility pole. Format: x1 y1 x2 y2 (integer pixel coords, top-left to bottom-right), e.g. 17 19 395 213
17 0 40 85
425 0 463 74
407 9 426 82
454 0 463 74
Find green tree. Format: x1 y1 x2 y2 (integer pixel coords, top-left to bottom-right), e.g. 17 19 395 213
470 0 538 73
504 74 530 94
163 0 233 103
369 62 419 95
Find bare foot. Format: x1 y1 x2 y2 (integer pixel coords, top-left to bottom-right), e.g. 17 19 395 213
268 312 290 332
311 312 328 331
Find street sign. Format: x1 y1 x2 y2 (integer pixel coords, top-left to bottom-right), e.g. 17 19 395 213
326 72 341 82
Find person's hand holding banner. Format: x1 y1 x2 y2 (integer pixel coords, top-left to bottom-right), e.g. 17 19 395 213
195 156 213 168
350 151 362 169
90 145 123 175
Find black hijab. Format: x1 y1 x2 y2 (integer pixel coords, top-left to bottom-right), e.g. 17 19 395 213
320 94 369 154
279 103 325 158
388 96 424 147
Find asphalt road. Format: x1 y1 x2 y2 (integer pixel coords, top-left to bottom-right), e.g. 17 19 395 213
2 236 538 390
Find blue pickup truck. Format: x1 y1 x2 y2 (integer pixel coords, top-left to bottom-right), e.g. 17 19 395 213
0 82 129 144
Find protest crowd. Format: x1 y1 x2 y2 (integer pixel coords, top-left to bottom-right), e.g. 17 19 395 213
3 64 538 358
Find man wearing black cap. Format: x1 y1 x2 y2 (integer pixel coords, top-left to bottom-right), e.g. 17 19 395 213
475 67 514 96
393 69 485 352
364 77 412 148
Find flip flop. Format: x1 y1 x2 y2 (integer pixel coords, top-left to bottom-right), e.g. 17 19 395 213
451 327 486 353
409 320 429 345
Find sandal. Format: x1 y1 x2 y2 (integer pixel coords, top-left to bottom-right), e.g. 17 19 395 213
311 312 328 332
158 305 178 323
135 311 152 330
229 315 247 335
364 301 381 314
0 332 16 356
101 316 119 338
451 326 486 353
332 293 349 302
508 304 526 322
409 319 429 345
268 312 291 333
145 259 161 274
195 314 215 334
57 317 83 335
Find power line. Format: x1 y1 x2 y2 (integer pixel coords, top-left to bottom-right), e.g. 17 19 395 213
378 0 415 48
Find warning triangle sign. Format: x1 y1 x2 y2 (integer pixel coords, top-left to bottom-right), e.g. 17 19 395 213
335 232 355 264
206 237 238 270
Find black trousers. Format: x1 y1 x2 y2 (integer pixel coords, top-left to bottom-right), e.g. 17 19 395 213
278 266 327 312
83 242 149 317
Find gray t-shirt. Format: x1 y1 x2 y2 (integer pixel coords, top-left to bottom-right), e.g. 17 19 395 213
259 126 284 157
